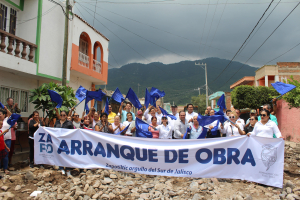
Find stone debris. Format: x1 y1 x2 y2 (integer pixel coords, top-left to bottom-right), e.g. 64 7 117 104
0 141 299 199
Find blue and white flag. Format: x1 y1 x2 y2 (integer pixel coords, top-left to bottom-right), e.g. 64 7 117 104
111 88 125 104
135 118 153 138
115 124 130 135
217 94 226 110
85 90 106 112
149 87 165 107
271 81 296 96
75 86 87 103
126 88 142 109
104 97 109 115
47 90 63 108
0 102 4 109
144 88 151 109
159 106 177 120
7 113 21 131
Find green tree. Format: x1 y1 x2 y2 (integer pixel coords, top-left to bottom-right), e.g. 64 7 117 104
29 82 77 121
283 76 300 109
231 85 279 109
191 94 207 114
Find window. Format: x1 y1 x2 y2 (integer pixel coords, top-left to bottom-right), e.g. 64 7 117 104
0 86 29 113
9 8 16 35
0 4 7 31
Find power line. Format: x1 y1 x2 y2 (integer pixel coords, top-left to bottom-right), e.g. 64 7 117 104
197 0 210 58
238 0 282 55
224 1 300 85
78 3 193 61
264 42 300 65
92 0 98 26
79 1 265 62
209 0 275 84
206 0 228 55
48 0 74 20
202 0 219 57
16 5 57 25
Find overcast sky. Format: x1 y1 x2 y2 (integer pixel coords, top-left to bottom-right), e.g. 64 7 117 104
73 0 300 69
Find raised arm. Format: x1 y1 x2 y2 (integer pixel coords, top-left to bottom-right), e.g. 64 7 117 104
119 102 124 116
4 106 11 117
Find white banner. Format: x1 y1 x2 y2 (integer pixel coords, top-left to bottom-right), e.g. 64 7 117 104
34 127 284 188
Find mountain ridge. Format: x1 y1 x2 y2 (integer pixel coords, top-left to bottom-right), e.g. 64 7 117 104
102 57 257 105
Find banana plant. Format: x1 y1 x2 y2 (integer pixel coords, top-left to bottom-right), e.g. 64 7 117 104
29 82 77 122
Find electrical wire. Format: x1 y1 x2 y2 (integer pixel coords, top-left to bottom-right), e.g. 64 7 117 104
78 3 193 60
48 0 74 20
209 0 275 84
223 1 300 85
264 42 300 65
16 5 57 25
238 0 282 55
197 0 210 58
202 0 219 56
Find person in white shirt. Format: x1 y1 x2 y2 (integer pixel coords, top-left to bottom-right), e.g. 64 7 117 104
187 116 203 139
206 109 222 138
155 105 163 124
171 105 179 119
112 116 123 134
122 112 134 136
174 111 189 139
156 116 172 139
144 106 161 125
221 112 245 137
247 110 283 138
235 109 245 128
0 107 12 175
186 104 198 123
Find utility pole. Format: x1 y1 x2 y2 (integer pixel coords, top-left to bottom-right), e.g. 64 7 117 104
195 62 208 107
194 87 201 96
62 0 70 86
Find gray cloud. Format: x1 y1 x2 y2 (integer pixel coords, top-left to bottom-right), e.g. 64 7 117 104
74 0 300 69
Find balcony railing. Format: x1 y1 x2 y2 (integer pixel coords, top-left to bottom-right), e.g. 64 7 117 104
78 52 89 68
0 29 38 62
93 59 102 74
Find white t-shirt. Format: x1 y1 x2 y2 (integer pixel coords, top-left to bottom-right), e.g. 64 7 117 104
251 120 281 138
156 124 172 139
122 121 133 135
236 118 245 128
221 123 244 137
1 117 11 140
171 113 179 120
186 112 198 122
112 123 123 134
156 113 163 124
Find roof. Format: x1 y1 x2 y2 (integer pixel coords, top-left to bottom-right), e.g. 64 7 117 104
74 14 109 41
230 76 255 89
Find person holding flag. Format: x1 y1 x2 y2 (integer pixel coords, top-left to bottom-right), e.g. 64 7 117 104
119 102 136 123
186 116 203 139
206 110 222 138
121 112 134 136
220 112 244 137
129 110 144 136
144 106 161 125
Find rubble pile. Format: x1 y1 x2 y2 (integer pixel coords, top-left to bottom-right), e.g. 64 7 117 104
0 141 298 200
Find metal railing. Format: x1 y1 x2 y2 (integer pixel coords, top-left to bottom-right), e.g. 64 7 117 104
78 52 89 68
93 59 102 73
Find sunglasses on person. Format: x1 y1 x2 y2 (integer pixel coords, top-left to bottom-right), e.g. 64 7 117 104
229 116 235 119
250 118 255 121
260 114 267 117
74 115 79 117
60 114 66 117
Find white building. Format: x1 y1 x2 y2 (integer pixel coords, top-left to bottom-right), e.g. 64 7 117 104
0 0 109 117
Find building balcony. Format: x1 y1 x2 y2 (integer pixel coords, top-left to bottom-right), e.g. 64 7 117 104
0 29 38 75
93 59 102 74
79 52 89 68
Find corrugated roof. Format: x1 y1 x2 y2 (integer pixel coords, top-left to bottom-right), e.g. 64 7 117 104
74 14 109 41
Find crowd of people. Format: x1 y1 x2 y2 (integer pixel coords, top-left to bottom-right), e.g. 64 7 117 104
0 97 283 175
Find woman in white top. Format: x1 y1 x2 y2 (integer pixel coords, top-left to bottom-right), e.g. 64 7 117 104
156 116 172 139
187 116 203 139
112 116 123 134
144 106 161 125
247 109 282 138
122 112 133 136
221 112 244 137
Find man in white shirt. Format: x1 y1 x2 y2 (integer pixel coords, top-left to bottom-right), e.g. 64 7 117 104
235 109 245 128
186 104 198 123
174 111 189 139
171 105 179 119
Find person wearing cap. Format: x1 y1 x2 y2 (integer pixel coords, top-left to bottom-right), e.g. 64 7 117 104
156 115 172 139
129 110 144 137
186 104 198 123
174 111 189 139
245 109 257 127
171 105 179 119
